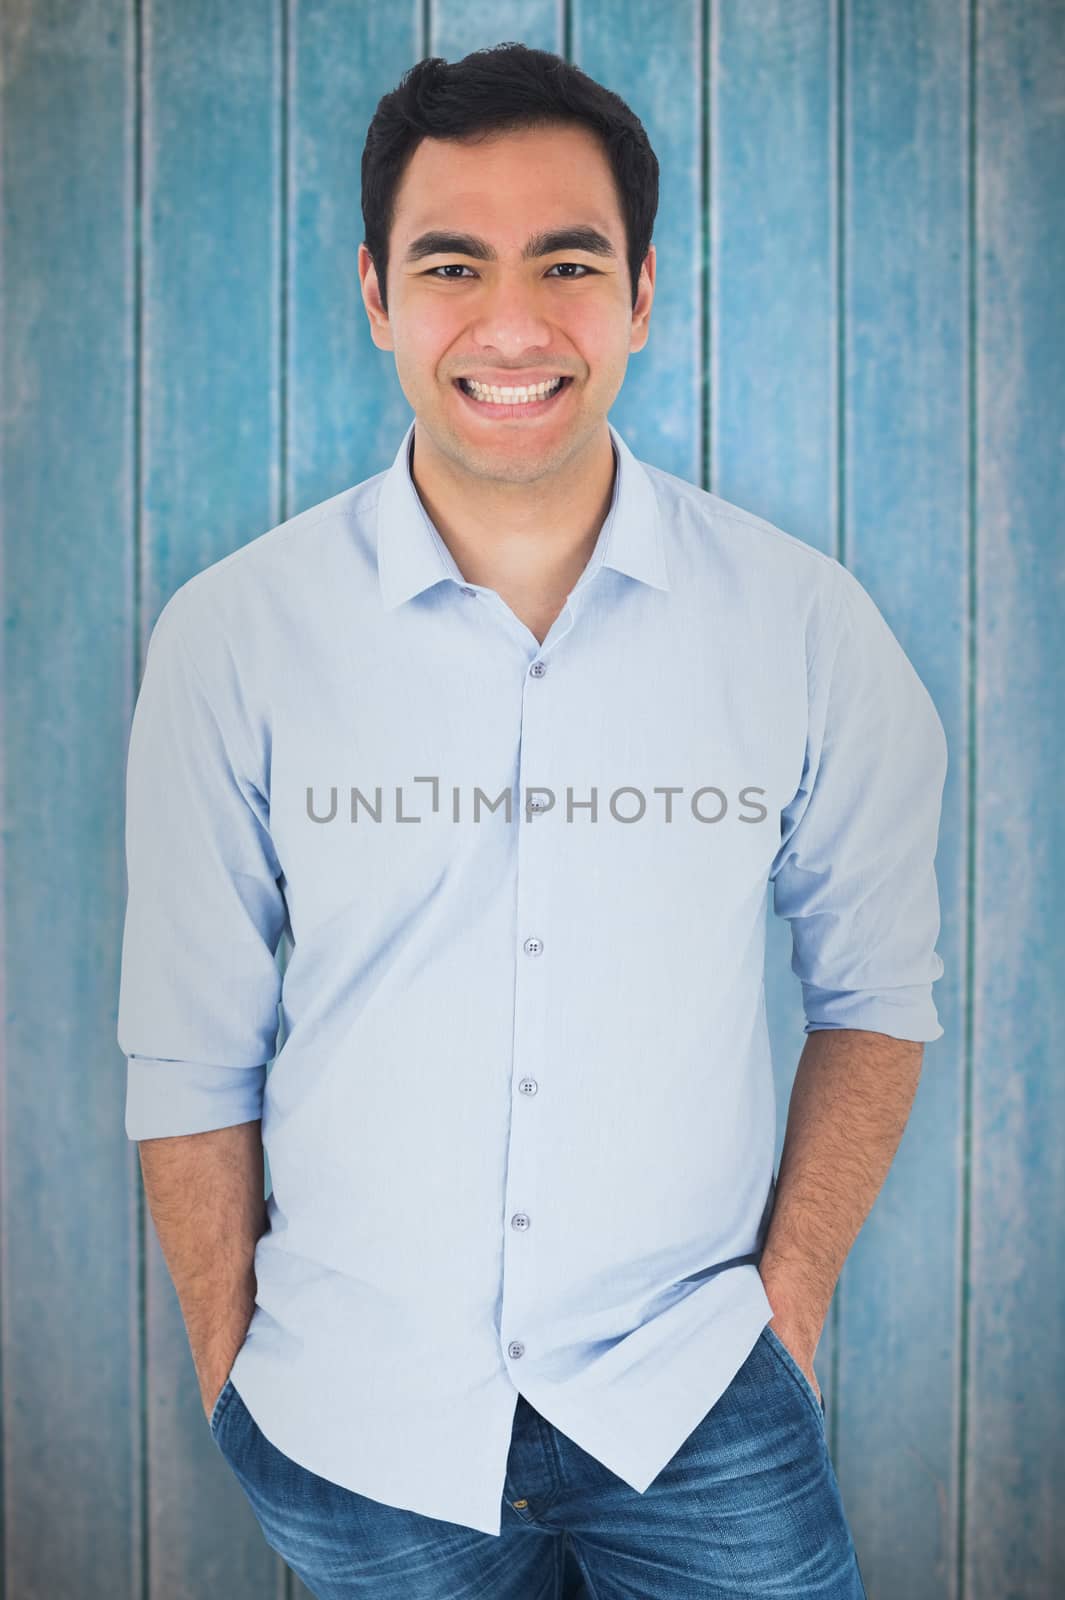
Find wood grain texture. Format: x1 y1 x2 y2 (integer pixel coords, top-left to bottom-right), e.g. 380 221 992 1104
710 0 844 1467
139 2 284 1596
1 4 140 1598
837 1 967 1596
969 2 1065 1596
2 1 1060 1596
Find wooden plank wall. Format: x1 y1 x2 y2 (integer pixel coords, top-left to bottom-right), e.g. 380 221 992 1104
2 2 1061 1596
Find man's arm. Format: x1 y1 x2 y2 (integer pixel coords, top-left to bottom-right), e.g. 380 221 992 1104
117 591 286 1412
138 1119 268 1419
761 561 948 1399
758 1026 924 1399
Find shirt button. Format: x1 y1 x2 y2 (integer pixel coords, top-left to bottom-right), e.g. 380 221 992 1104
511 1212 530 1230
529 660 548 677
528 796 547 812
518 1077 538 1095
523 937 543 957
460 585 476 596
508 1341 525 1359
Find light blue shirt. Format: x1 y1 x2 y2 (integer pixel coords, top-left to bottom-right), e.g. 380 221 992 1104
118 415 947 1537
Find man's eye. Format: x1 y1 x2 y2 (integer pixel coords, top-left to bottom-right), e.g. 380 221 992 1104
425 263 594 280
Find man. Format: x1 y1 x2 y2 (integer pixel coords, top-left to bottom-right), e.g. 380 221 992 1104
119 42 946 1600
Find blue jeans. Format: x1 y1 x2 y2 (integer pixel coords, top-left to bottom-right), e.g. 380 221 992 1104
209 1325 868 1598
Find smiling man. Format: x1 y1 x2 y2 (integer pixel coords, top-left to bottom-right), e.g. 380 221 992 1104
362 123 648 649
120 41 947 1600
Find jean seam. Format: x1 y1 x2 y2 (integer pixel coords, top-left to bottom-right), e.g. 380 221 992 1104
552 1533 568 1600
504 1403 566 1525
538 1405 569 1499
564 1533 604 1600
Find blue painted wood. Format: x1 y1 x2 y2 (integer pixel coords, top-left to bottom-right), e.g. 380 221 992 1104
970 3 1065 1595
138 2 283 1595
2 3 1062 1597
0 5 139 1598
288 0 424 515
709 4 870 1555
840 4 967 1596
576 0 703 487
711 0 843 1458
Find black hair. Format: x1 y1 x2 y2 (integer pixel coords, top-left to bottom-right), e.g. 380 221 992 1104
361 42 659 315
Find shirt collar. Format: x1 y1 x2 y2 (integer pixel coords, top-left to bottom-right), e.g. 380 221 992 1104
376 417 670 611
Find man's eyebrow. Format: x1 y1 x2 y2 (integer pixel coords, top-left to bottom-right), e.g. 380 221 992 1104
401 225 618 264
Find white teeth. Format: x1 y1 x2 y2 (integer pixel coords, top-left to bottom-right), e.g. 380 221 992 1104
462 377 564 404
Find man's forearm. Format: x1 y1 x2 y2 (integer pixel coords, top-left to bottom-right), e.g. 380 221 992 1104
137 1118 268 1414
759 1027 924 1356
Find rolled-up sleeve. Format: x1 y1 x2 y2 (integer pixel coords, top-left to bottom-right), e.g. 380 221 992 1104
117 588 286 1138
770 562 948 1042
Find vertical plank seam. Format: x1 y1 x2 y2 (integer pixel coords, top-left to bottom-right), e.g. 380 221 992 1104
957 1 977 1595
279 0 291 1593
133 1 149 1597
280 0 290 539
702 0 711 498
0 0 7 1587
831 0 845 1466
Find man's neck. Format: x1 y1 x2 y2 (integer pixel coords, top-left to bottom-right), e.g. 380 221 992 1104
408 422 617 611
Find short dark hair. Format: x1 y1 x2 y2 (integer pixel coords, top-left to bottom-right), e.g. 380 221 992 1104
361 42 659 316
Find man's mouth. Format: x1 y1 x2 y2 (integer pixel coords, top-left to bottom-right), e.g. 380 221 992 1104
453 376 573 418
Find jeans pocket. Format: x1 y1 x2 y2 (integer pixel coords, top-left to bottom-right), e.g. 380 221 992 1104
761 1325 826 1425
209 1377 236 1439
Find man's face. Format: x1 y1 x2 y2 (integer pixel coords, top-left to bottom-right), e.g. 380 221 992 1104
358 122 655 486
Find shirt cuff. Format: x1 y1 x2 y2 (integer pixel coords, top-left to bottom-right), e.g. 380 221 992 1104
800 982 945 1043
125 1055 267 1139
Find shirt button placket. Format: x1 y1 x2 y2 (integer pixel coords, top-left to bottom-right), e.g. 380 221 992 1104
502 652 553 1370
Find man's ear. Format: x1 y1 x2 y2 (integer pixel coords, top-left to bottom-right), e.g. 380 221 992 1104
358 243 394 353
630 243 655 354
